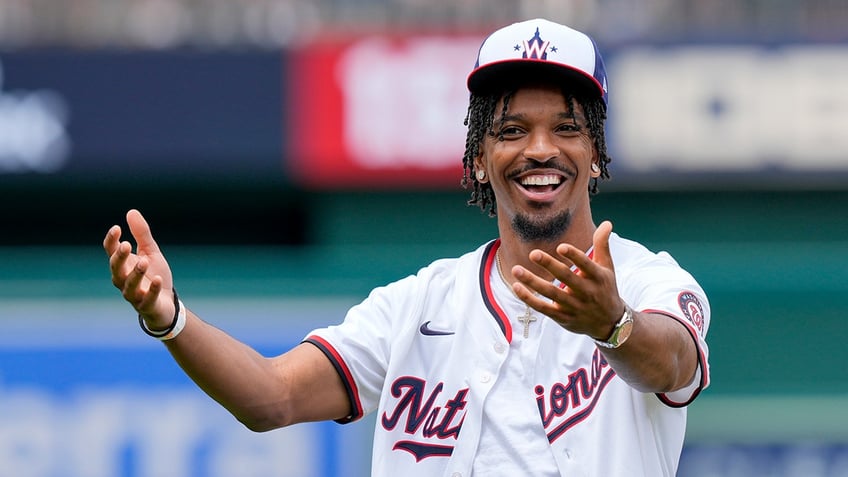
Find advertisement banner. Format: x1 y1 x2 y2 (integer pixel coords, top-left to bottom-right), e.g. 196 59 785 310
606 45 848 179
1 39 847 190
5 297 848 476
0 51 287 181
0 298 373 477
286 34 484 189
286 37 848 190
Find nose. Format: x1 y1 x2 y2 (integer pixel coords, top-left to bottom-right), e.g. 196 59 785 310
523 131 559 162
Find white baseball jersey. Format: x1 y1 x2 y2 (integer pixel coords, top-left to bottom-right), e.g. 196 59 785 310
305 233 710 477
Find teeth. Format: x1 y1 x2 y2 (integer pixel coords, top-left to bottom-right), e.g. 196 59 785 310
520 174 562 186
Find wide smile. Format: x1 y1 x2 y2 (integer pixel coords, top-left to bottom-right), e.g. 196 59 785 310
513 171 570 201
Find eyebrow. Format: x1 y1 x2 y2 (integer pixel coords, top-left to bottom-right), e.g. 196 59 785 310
495 111 584 126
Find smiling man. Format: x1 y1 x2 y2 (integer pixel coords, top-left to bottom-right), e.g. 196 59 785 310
105 18 710 477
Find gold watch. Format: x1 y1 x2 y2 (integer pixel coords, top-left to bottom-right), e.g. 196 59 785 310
594 304 634 349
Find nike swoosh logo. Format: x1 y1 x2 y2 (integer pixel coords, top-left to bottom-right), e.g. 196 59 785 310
419 321 455 336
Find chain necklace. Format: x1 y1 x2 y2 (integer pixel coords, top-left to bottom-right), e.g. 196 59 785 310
496 248 537 338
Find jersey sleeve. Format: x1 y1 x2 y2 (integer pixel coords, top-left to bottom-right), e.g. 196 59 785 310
303 273 423 423
617 248 711 407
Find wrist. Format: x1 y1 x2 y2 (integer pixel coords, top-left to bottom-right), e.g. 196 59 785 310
139 289 187 341
594 303 634 349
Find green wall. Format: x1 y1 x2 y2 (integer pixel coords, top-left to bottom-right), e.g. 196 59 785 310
308 189 848 396
3 188 847 399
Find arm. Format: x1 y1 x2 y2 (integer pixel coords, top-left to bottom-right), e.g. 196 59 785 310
511 221 698 393
104 209 350 431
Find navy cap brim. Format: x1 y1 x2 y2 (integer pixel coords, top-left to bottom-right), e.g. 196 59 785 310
467 59 605 101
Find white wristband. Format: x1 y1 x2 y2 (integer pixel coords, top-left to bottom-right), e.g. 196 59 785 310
139 295 187 341
157 299 187 341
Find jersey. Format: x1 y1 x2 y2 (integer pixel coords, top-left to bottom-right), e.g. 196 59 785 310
304 233 710 477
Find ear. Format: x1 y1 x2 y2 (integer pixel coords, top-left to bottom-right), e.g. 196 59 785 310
473 148 488 183
590 161 601 178
589 144 602 177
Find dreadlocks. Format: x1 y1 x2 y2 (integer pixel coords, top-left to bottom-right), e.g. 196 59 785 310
461 87 611 217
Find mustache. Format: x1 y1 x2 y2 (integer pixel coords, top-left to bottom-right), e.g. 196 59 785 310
506 162 576 180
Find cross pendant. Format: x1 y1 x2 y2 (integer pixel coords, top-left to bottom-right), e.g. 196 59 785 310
517 307 537 338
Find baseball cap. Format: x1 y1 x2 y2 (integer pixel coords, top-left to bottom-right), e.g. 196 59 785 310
467 18 608 106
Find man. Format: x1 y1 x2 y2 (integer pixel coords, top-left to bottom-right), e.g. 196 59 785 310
105 18 709 476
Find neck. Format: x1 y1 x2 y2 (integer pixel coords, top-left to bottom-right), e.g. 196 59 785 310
494 247 514 287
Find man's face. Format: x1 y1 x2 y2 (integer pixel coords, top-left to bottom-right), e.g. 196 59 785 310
474 84 599 243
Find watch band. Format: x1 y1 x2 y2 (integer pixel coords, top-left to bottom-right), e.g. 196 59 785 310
594 303 634 349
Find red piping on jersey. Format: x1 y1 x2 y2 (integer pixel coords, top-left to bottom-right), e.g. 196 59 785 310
303 335 365 422
480 240 513 343
642 309 710 407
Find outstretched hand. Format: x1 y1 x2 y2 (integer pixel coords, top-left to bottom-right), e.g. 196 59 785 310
103 209 175 329
511 220 625 340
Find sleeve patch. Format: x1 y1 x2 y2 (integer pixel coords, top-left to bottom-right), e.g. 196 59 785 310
677 291 705 336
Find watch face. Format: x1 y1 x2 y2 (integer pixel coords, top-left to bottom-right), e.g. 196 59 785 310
615 320 634 345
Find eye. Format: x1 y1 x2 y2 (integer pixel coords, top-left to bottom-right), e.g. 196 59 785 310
497 125 525 138
556 122 581 134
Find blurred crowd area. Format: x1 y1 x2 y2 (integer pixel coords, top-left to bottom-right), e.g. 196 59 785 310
0 0 845 50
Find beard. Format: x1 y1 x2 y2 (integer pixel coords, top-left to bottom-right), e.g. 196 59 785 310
511 208 572 243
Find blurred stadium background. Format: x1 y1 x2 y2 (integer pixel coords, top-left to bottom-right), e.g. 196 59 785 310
1 0 847 476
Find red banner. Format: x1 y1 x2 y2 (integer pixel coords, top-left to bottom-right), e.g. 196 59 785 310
287 33 485 189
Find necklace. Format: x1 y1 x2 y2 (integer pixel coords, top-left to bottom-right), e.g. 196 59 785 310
496 248 537 339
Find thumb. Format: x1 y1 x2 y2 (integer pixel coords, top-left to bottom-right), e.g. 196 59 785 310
592 220 615 271
126 209 161 254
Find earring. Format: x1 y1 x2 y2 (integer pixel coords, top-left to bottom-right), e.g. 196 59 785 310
476 170 486 181
591 163 600 174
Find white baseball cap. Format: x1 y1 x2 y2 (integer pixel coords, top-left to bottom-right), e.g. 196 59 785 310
467 18 608 105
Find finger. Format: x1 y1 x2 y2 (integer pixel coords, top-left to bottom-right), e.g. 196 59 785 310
137 275 164 315
529 247 592 296
126 209 161 254
512 277 583 326
527 248 577 283
109 241 133 282
122 256 149 301
553 224 613 281
103 225 122 257
553 245 599 290
113 239 133 265
513 264 582 308
591 220 615 271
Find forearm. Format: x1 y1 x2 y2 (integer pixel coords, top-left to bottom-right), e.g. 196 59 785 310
158 308 351 431
105 211 349 430
161 309 290 431
600 311 698 393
